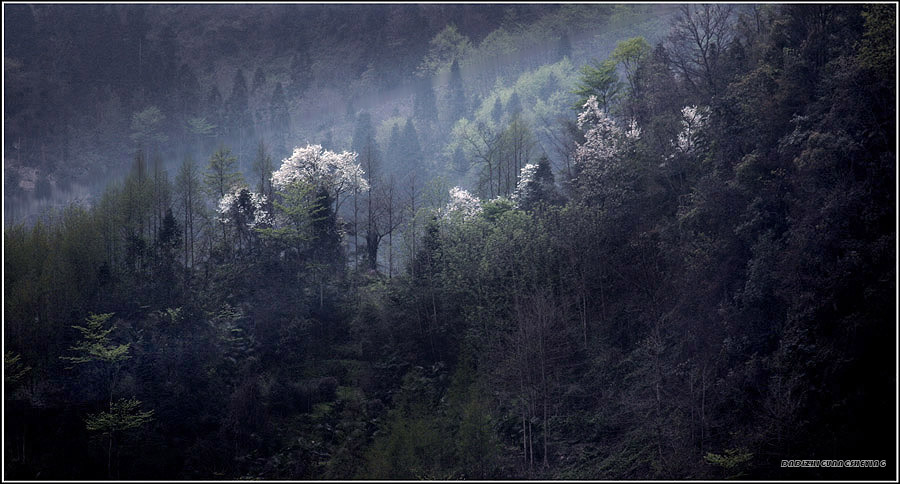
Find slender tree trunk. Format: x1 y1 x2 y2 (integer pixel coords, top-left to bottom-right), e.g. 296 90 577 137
539 309 550 469
21 409 27 465
107 432 113 479
690 371 696 450
409 184 417 278
700 363 707 457
388 181 394 279
522 409 527 470
353 188 359 271
581 289 588 347
528 412 534 473
429 280 438 361
543 395 549 468
655 333 664 468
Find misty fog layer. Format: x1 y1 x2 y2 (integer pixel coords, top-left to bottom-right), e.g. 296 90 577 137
4 4 673 225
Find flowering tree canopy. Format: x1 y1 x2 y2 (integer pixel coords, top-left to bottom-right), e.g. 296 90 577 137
443 186 482 220
513 155 558 210
514 163 540 201
271 144 369 211
573 95 641 207
217 185 272 229
674 105 708 154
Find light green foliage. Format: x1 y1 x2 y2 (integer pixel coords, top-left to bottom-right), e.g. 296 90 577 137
705 448 752 479
364 410 448 479
209 304 253 362
257 178 320 252
449 58 576 182
162 307 183 326
204 147 244 200
85 397 154 434
704 448 752 468
555 4 616 32
5 206 109 373
4 351 31 388
607 4 654 30
363 366 450 479
61 313 131 367
474 27 518 61
445 358 499 479
437 201 546 319
463 27 520 91
610 36 650 93
610 36 650 70
858 4 895 77
186 116 217 138
472 58 577 129
479 208 547 293
60 311 152 477
573 58 621 111
130 105 167 147
418 24 471 77
376 116 406 150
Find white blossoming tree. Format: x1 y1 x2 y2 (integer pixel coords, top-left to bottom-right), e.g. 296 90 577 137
573 95 642 208
443 186 482 220
271 144 369 214
674 105 708 155
261 144 361 278
514 163 539 200
217 185 272 253
217 187 271 228
512 155 559 211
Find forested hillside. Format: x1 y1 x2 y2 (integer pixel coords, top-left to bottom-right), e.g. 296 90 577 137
4 3 672 224
4 3 896 480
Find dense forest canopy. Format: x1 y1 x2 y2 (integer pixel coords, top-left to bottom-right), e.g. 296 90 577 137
4 2 897 481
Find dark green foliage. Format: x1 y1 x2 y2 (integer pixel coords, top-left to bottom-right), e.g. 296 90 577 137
351 112 378 159
269 82 291 157
289 50 313 96
400 118 423 173
413 76 437 124
514 155 561 212
556 31 572 60
226 69 249 121
506 91 522 117
225 69 255 165
250 66 266 96
4 4 894 481
447 59 467 124
34 176 52 200
251 140 275 200
205 85 224 131
491 96 504 123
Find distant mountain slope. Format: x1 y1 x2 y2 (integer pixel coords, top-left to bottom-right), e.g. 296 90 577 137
3 3 676 225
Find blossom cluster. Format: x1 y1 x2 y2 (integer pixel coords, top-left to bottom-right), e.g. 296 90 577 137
512 162 539 202
674 105 708 154
625 118 642 141
271 144 370 195
444 186 482 219
573 95 642 208
575 96 625 166
217 185 272 229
